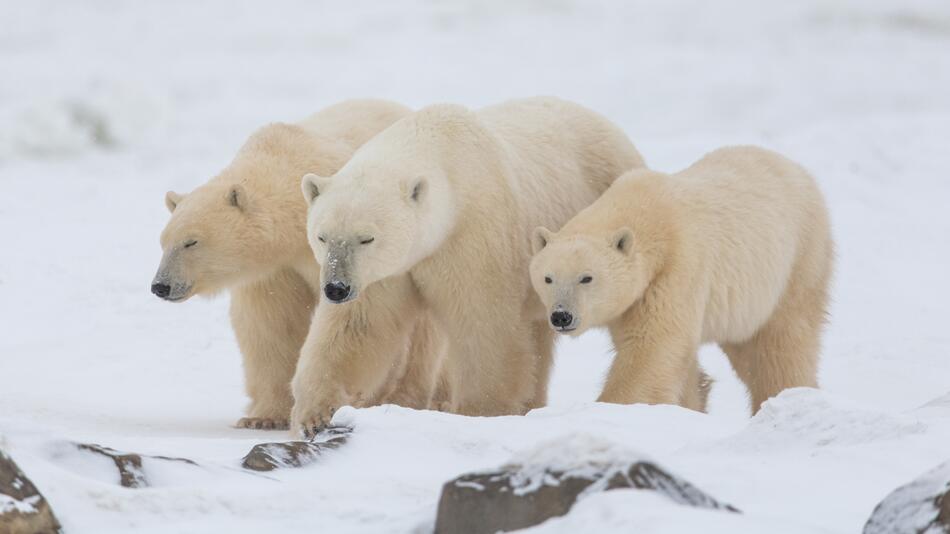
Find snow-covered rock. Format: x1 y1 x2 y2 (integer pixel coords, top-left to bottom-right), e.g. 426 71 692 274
434 435 736 534
0 449 61 534
241 426 350 471
864 460 950 534
71 443 198 488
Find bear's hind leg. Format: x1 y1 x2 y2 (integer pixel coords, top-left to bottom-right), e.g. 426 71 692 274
679 358 712 413
447 326 538 417
722 264 829 414
379 310 449 410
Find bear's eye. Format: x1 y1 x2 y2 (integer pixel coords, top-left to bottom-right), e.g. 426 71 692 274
580 275 593 284
544 276 552 284
317 236 326 243
184 240 198 249
360 237 375 245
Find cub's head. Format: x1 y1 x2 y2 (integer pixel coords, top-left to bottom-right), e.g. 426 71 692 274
301 162 454 304
152 125 319 302
529 226 647 335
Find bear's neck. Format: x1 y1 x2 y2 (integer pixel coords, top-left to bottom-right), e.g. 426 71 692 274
620 178 682 287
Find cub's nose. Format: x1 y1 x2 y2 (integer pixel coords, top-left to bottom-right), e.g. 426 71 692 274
550 310 574 328
151 283 171 298
324 281 352 303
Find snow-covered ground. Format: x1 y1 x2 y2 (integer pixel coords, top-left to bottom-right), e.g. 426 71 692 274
2 1 950 532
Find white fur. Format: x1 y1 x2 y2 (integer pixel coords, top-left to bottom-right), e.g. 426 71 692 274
297 97 644 420
530 146 833 413
154 99 449 431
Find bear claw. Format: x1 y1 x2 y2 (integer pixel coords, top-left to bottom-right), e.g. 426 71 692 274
235 417 289 431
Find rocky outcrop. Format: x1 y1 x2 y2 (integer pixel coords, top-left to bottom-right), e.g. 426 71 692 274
242 426 350 472
864 460 950 534
75 443 196 488
1 449 62 534
434 435 737 534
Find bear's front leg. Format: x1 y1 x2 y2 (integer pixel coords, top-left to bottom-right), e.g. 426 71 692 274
231 270 314 430
290 277 420 437
290 311 356 438
598 306 700 408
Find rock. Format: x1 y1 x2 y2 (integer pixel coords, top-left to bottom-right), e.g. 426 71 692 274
75 443 196 488
241 426 350 472
434 435 737 534
864 460 950 534
1 449 62 534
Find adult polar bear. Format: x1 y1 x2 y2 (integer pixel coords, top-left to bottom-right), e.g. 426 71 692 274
296 97 644 432
529 146 833 413
153 100 446 430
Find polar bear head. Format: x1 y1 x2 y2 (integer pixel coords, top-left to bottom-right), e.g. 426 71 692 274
152 124 328 302
529 226 648 336
301 156 456 304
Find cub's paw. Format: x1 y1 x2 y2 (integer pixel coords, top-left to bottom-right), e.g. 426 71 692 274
235 417 290 431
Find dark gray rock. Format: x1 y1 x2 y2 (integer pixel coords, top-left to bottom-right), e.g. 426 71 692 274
864 460 950 534
75 443 196 488
1 449 63 534
241 426 350 472
435 459 737 534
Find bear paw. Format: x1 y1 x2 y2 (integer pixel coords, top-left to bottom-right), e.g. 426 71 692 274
235 417 290 431
291 401 341 439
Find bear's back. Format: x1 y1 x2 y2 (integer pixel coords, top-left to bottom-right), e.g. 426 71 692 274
674 146 829 342
298 99 413 152
475 97 644 233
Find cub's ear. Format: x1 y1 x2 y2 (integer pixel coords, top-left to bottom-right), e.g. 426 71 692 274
228 184 248 210
610 227 634 255
532 227 554 255
301 173 331 204
165 191 183 213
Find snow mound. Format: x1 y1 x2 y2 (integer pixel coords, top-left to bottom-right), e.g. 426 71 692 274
520 490 809 534
703 388 927 453
0 82 165 160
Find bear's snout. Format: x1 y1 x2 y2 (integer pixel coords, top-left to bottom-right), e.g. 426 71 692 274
324 281 352 303
151 283 171 298
550 310 575 330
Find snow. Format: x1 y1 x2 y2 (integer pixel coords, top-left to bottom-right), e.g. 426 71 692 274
2 0 950 532
502 433 649 497
0 494 41 515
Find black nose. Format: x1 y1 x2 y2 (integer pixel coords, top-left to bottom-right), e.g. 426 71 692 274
550 310 573 328
324 281 351 302
151 283 171 298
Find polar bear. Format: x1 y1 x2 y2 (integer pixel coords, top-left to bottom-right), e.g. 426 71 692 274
296 97 644 431
529 146 833 414
152 99 447 430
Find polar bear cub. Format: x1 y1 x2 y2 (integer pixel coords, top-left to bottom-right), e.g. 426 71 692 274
530 146 833 413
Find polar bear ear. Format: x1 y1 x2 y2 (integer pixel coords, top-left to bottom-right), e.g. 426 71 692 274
532 227 554 255
227 184 248 210
165 191 183 213
610 227 634 255
301 173 330 205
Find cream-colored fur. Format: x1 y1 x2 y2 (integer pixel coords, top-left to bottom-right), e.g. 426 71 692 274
153 99 447 430
298 97 644 427
530 146 833 414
